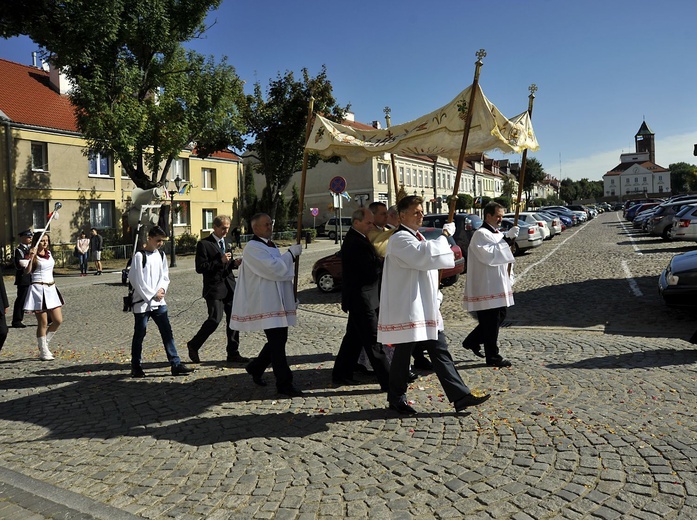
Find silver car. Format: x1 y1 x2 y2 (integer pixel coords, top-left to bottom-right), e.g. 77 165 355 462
500 218 543 255
671 204 697 242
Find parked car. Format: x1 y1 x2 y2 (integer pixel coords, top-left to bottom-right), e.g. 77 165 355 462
499 218 543 255
422 213 483 271
566 204 594 220
671 204 697 242
541 206 579 226
658 249 697 306
632 207 657 230
503 212 550 240
311 227 465 292
647 199 697 239
534 211 562 236
625 202 660 222
318 217 352 240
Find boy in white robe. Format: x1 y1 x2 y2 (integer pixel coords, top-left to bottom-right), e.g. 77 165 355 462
230 213 304 397
377 196 490 415
462 201 519 367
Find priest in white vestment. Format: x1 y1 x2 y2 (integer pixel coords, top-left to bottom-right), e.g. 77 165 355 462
462 202 519 367
377 196 490 415
230 213 304 397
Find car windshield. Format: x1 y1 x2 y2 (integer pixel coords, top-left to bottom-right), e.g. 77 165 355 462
675 205 697 218
419 227 456 245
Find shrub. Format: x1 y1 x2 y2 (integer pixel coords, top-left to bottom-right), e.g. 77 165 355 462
176 232 198 254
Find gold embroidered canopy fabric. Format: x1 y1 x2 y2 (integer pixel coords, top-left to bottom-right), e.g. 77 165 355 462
305 84 539 163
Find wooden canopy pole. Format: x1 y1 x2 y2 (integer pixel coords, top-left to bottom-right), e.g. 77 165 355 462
384 106 400 205
293 96 315 297
448 49 486 222
513 84 538 226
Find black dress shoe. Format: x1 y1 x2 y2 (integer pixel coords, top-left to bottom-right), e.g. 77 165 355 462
408 370 418 382
131 368 146 378
389 401 417 415
353 363 370 374
454 393 491 412
278 386 305 397
187 344 200 363
486 359 512 368
12 323 26 329
245 365 267 386
332 376 359 386
226 353 250 364
463 341 485 358
171 363 195 376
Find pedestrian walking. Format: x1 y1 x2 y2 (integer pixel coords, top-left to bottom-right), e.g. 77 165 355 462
11 229 33 328
23 233 64 361
0 275 8 354
230 213 304 397
462 201 518 368
231 226 242 249
377 196 490 415
76 231 90 276
128 226 194 378
90 227 103 275
187 215 249 364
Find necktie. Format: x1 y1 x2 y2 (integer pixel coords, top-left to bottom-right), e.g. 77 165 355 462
267 240 276 248
219 239 225 253
416 231 425 241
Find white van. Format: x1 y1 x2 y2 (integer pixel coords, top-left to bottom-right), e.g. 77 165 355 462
324 217 352 240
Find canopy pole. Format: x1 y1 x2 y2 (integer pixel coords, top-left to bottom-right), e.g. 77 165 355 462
384 106 400 205
513 84 538 225
448 49 486 222
294 96 315 297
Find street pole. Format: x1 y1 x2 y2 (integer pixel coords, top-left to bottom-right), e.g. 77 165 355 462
169 175 182 268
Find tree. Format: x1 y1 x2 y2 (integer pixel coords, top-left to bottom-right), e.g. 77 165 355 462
559 178 578 203
520 157 546 209
243 66 349 222
669 162 697 193
2 1 246 188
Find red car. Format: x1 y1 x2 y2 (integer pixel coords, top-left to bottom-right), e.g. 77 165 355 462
311 227 465 293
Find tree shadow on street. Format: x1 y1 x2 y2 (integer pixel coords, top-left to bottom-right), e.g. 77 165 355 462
546 348 697 369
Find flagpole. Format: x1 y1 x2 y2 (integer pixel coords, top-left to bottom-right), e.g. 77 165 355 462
448 49 486 223
384 106 400 205
513 84 537 225
294 96 315 297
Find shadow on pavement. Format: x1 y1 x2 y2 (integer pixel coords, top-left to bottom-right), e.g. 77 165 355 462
546 348 697 369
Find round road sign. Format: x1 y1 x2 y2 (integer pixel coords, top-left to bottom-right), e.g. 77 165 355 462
329 176 347 194
310 207 319 217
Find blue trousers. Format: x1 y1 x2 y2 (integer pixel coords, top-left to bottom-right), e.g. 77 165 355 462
131 306 181 369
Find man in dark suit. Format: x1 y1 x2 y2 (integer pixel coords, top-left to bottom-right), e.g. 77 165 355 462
187 215 249 364
0 273 9 353
12 229 33 328
331 207 390 389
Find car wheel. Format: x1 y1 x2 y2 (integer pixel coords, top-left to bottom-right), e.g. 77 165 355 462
316 271 336 293
440 274 458 287
661 226 672 241
328 231 336 240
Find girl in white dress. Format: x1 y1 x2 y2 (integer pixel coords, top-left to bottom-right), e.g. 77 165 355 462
23 234 64 360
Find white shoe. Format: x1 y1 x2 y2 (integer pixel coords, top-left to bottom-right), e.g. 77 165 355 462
38 337 54 361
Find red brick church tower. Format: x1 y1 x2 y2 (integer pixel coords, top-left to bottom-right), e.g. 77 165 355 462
635 120 655 163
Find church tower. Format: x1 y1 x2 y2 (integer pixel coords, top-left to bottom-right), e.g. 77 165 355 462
635 120 655 163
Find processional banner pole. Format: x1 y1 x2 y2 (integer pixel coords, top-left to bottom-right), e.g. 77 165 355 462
384 107 401 205
294 96 316 298
513 84 538 226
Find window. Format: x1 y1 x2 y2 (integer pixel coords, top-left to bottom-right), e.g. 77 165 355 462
610 179 615 185
377 163 388 184
173 201 190 226
399 167 404 184
202 168 216 190
418 169 424 187
170 158 189 182
202 209 214 230
90 201 114 229
32 201 47 229
406 168 411 186
88 151 111 177
31 142 48 171
658 175 663 181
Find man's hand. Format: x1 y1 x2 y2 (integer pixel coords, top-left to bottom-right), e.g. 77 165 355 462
155 288 166 301
442 222 456 237
505 226 520 239
289 244 303 258
221 252 232 264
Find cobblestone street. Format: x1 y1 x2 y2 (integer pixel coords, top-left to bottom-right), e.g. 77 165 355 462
0 211 695 519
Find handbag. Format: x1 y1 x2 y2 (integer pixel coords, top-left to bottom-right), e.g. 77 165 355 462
73 245 80 257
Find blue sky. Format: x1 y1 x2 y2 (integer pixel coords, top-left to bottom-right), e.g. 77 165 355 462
2 0 696 181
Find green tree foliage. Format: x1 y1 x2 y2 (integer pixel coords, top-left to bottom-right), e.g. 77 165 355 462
669 162 697 193
458 194 473 211
2 1 246 189
502 176 516 198
494 196 512 211
520 157 546 209
559 178 578 203
243 66 349 221
288 184 301 228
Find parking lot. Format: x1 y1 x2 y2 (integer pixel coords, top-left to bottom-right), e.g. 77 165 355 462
0 211 695 519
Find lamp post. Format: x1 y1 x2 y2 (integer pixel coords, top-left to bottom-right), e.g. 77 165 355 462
168 175 182 268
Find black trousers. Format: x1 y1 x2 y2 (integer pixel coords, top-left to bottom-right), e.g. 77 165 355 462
464 307 506 364
188 294 240 358
388 331 470 405
12 284 29 325
246 327 293 391
0 312 7 351
333 305 390 389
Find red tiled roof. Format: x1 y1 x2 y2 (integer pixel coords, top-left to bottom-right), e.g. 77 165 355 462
0 58 78 132
191 147 241 162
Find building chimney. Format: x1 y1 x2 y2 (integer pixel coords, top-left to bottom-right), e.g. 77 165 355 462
371 121 382 129
32 52 37 68
48 60 74 95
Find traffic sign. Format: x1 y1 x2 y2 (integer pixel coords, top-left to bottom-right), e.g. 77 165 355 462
310 207 319 217
329 176 347 194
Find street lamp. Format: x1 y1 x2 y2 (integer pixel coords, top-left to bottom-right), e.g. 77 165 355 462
168 175 182 267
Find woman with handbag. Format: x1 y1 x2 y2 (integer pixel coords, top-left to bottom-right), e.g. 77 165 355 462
75 231 90 276
23 233 65 361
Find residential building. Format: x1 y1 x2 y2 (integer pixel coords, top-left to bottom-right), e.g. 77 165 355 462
0 57 242 258
603 122 671 198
